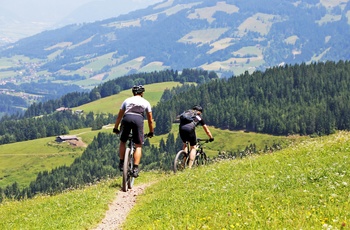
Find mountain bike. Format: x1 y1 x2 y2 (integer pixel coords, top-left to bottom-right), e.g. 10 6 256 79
122 132 149 192
173 138 210 173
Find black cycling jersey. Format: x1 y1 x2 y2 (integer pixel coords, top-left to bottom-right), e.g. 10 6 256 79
179 114 206 146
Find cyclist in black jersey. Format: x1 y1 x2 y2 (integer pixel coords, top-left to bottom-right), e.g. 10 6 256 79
179 105 214 168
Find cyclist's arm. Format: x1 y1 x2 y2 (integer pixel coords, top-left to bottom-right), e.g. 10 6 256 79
114 109 125 129
202 124 213 139
146 111 154 133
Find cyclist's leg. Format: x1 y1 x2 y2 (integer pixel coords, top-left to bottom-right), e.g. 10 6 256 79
131 115 144 177
118 141 126 171
188 131 197 168
188 145 197 168
119 116 131 163
179 124 192 151
133 144 142 165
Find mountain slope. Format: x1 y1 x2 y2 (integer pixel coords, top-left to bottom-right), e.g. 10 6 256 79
1 0 350 92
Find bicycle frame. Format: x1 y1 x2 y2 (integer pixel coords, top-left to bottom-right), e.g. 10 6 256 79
173 138 209 173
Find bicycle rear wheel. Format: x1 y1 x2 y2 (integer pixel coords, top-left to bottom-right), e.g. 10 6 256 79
122 147 134 192
173 150 188 173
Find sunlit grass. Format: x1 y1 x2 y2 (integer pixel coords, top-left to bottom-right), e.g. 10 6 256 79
73 82 181 115
1 132 349 229
0 180 117 230
0 136 84 188
0 172 165 230
123 131 350 229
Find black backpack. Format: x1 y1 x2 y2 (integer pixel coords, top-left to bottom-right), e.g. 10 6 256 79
179 109 197 123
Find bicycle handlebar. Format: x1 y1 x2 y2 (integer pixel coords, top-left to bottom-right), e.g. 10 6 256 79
196 138 210 143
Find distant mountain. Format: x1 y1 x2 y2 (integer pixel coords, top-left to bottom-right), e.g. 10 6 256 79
0 0 162 44
1 0 350 115
59 0 163 26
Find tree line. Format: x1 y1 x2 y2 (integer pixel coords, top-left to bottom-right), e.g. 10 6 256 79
153 60 350 136
0 111 116 145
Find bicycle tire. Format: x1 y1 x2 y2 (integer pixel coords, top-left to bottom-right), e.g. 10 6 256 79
127 148 135 189
122 147 134 192
173 150 188 173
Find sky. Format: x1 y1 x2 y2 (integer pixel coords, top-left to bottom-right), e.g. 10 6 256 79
0 0 163 42
0 0 163 23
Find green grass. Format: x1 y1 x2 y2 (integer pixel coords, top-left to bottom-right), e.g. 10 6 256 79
122 131 350 229
1 131 349 229
0 127 115 188
0 172 164 230
0 137 83 188
153 123 300 157
73 82 181 114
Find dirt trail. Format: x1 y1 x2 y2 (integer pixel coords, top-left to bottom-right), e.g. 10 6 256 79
92 184 150 230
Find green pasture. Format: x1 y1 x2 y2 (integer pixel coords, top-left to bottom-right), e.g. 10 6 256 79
0 136 83 189
0 126 118 189
0 71 16 79
1 131 349 229
73 82 181 115
138 62 168 72
82 52 116 71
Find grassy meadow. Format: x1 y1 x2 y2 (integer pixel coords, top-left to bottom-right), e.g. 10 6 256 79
122 131 349 229
1 131 349 229
73 81 181 114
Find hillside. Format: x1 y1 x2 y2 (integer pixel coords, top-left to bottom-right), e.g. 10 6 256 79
1 0 350 106
0 131 348 229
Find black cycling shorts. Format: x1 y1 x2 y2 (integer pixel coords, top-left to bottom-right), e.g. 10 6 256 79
120 114 144 144
179 123 196 146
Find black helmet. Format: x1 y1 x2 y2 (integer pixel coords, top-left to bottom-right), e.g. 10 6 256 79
132 85 145 95
192 105 203 112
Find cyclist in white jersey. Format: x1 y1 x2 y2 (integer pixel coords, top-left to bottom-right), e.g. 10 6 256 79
113 85 154 177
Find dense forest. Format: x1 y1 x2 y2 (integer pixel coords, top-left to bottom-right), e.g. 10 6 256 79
154 60 350 136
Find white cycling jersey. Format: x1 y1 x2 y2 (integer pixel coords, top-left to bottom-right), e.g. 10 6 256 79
121 96 152 117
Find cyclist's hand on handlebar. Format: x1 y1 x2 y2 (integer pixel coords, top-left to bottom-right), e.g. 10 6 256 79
147 132 154 138
113 128 120 134
209 137 214 142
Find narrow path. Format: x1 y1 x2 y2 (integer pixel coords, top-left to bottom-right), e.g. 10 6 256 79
92 183 150 230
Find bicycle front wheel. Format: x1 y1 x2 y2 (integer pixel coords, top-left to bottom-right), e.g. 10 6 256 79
173 150 188 173
197 151 208 166
122 147 134 192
